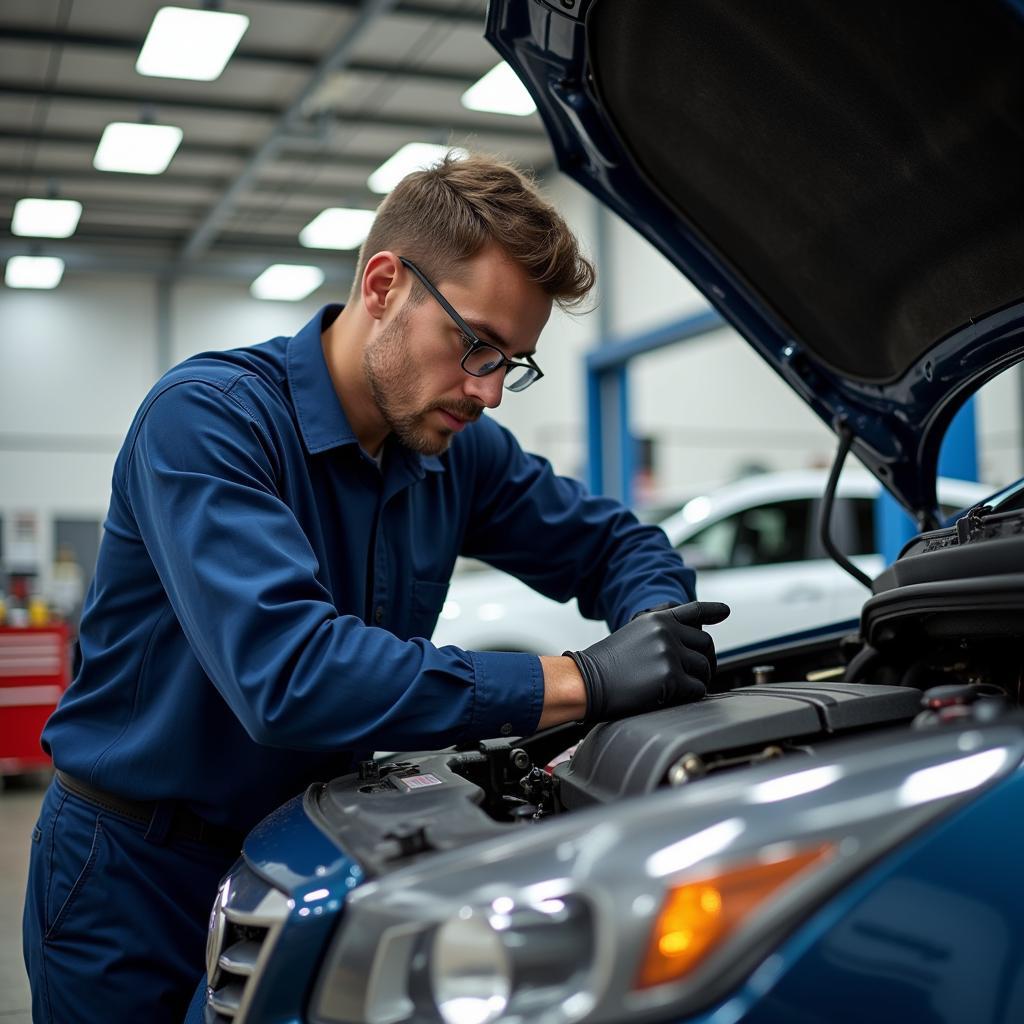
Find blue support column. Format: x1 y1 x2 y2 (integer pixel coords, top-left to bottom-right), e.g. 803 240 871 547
586 366 603 495
591 367 631 504
873 492 917 568
875 397 979 565
938 398 979 481
617 366 633 504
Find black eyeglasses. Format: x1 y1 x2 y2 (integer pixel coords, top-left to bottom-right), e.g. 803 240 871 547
399 256 544 393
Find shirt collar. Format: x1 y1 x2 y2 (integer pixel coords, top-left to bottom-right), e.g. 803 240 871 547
287 305 357 454
286 304 446 475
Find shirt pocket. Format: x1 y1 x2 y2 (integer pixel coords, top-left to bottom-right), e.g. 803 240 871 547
410 579 450 640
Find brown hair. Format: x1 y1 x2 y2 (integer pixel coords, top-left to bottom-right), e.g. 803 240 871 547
351 152 595 311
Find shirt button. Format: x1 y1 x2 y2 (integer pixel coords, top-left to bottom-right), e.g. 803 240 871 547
500 723 512 736
374 606 384 624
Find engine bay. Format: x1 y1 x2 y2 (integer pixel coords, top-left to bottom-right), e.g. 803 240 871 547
307 500 1024 878
308 654 1020 879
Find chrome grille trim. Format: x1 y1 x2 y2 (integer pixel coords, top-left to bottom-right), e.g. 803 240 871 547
205 863 291 1022
208 982 244 1017
218 939 261 976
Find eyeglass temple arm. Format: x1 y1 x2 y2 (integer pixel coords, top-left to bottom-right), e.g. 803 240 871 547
398 256 478 341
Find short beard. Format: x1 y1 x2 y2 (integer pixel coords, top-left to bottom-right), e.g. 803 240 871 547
363 305 481 456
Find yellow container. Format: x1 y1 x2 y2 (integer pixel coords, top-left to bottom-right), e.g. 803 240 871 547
28 596 50 627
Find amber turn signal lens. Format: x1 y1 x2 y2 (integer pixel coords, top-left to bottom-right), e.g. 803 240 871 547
634 844 832 990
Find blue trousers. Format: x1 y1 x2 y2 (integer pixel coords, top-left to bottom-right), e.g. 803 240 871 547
23 778 237 1023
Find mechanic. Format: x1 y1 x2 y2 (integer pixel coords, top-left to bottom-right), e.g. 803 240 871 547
23 153 728 1023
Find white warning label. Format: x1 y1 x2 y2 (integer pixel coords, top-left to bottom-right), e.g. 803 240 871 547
397 773 444 790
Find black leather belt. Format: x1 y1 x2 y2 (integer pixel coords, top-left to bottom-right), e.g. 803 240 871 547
56 770 245 853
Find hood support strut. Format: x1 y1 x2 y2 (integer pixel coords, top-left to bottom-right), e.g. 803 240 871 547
820 425 874 591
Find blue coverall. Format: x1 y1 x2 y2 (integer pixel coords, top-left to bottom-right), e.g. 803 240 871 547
23 305 694 1022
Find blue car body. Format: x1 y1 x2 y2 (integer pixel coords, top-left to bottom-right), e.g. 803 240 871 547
201 715 1024 1024
197 1 1024 1021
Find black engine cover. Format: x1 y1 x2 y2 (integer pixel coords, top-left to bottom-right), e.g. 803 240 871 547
554 682 921 809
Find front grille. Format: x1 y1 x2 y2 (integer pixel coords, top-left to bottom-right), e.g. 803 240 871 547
205 862 290 1022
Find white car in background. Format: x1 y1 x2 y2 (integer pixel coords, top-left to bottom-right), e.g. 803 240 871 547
432 470 991 656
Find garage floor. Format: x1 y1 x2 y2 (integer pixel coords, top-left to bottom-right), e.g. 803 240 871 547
1 777 45 1024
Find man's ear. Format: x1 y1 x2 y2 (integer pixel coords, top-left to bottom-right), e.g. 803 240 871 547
361 251 402 322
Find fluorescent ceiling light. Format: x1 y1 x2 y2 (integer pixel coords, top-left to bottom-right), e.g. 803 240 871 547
136 6 249 81
11 198 83 238
93 122 183 174
299 208 376 250
368 144 469 194
5 256 66 290
461 62 537 117
250 264 325 301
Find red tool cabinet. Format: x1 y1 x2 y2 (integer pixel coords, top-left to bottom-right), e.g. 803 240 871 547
0 625 71 774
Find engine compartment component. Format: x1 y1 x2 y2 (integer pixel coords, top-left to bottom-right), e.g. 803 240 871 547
308 681 925 874
553 682 921 810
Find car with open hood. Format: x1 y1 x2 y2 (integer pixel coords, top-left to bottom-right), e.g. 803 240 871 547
194 2 1024 1022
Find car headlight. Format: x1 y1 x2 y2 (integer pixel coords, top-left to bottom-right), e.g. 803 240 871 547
311 725 1023 1024
417 895 593 1024
430 911 511 1024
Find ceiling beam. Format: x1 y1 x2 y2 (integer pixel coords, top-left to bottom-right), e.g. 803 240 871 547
0 127 255 160
0 185 377 214
0 163 238 192
0 83 545 140
0 128 421 169
0 157 380 186
0 82 278 118
241 0 484 26
0 237 356 282
0 163 224 190
0 26 484 87
0 217 368 252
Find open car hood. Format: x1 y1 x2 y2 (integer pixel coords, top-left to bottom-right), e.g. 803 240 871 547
488 0 1024 526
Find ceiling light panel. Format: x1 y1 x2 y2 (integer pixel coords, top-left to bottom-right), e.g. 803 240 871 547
368 144 469 194
5 256 66 290
250 265 325 301
93 123 184 175
136 6 250 82
299 209 376 250
461 62 537 117
12 198 83 239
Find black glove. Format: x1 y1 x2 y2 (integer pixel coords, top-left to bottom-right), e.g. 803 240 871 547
565 601 730 723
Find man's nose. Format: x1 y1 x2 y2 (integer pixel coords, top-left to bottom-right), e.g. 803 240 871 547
463 369 504 409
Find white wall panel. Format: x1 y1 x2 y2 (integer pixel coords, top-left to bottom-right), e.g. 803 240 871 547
630 328 836 495
0 274 156 438
170 281 324 365
605 207 711 336
971 365 1022 489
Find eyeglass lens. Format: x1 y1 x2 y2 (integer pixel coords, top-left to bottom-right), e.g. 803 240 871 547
504 366 539 391
463 345 538 391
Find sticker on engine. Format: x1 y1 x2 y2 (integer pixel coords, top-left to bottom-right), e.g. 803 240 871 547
397 773 443 790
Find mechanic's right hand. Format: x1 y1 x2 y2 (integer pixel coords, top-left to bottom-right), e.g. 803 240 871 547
565 601 731 723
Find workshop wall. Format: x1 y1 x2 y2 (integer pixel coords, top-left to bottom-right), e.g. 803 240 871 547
169 281 325 367
1 172 1021 600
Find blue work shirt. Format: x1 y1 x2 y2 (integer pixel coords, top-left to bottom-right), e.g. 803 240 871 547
44 305 695 831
